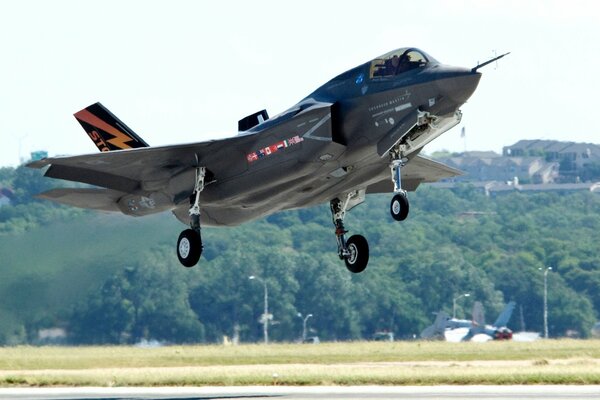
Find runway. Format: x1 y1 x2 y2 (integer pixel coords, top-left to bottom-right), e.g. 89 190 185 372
1 386 600 400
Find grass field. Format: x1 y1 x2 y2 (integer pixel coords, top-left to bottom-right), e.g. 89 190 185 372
1 340 600 386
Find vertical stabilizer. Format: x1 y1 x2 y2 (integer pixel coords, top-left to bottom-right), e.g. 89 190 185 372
74 102 149 152
493 301 516 327
472 301 485 327
420 311 449 340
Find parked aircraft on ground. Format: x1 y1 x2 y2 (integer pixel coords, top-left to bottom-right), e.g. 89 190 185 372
461 301 516 341
28 48 507 271
421 301 516 341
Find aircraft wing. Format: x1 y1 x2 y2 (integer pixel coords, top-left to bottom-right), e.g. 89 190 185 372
367 154 463 193
27 136 251 194
27 101 337 200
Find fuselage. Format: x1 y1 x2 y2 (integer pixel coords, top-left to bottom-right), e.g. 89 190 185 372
190 47 481 226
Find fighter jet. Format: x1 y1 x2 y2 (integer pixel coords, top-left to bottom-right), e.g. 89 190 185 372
421 301 516 341
460 301 516 341
27 47 507 271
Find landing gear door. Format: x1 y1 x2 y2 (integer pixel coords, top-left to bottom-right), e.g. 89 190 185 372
376 110 418 156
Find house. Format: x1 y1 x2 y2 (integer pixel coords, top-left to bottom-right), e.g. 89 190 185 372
503 140 600 182
37 327 68 344
438 153 559 184
0 188 14 207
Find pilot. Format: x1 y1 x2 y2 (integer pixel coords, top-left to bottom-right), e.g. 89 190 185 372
396 53 411 73
389 55 400 75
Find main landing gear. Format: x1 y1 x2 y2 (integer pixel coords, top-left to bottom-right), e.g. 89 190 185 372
389 147 410 221
329 147 412 273
330 193 369 273
177 167 206 267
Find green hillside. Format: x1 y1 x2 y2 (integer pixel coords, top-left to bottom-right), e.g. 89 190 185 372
0 165 599 344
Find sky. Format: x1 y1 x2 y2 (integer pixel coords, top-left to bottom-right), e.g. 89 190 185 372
1 0 599 167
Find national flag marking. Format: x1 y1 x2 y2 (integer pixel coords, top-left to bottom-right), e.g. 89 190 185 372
246 135 304 163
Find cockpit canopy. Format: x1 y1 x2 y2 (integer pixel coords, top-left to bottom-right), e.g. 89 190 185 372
370 48 436 79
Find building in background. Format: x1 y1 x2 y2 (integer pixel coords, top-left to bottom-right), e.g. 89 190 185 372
437 151 559 184
30 150 48 162
435 140 600 184
0 188 14 207
503 140 600 182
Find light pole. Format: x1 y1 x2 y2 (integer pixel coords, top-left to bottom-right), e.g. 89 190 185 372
539 267 552 338
453 293 470 319
18 134 28 164
297 313 313 341
249 275 269 344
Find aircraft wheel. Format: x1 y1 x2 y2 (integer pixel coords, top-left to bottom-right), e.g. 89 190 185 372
344 235 369 273
390 193 409 221
177 229 202 267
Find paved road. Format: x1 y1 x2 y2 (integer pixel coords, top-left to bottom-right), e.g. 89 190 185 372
1 386 600 400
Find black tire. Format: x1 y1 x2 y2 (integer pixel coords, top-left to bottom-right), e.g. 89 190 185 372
344 234 369 273
390 193 409 221
177 229 202 267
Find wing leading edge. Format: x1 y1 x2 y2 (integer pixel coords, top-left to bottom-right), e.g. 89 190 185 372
367 155 463 193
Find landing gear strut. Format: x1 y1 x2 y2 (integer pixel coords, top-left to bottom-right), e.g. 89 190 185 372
389 147 410 221
177 167 206 267
330 193 369 273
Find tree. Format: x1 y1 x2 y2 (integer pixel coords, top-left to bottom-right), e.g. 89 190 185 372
69 247 204 344
126 250 205 343
11 166 57 205
293 253 362 340
69 273 135 344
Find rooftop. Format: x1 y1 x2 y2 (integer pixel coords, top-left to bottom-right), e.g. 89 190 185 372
503 139 600 156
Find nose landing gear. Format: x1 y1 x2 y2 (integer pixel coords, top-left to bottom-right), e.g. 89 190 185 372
176 166 206 267
330 193 369 273
390 192 409 221
389 148 410 221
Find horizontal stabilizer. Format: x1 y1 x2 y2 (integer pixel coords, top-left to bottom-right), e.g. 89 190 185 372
36 188 124 212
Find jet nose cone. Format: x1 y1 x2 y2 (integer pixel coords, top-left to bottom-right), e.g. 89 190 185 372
436 67 482 106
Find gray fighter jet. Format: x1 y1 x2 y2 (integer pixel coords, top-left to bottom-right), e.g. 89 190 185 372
27 47 507 272
460 301 516 341
421 301 516 341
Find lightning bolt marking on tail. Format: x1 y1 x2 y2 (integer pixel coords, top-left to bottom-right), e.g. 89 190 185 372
74 109 133 149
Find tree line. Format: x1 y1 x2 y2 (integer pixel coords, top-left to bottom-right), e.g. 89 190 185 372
0 165 599 344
